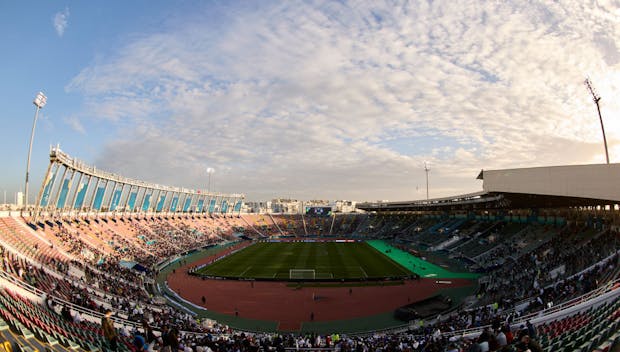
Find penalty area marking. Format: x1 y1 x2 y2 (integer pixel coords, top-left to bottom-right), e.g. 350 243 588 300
359 266 368 278
239 266 252 277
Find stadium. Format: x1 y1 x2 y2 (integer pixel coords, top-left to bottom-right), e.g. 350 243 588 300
3 2 620 352
0 146 618 352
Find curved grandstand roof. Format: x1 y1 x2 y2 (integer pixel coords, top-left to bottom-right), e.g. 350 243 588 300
357 163 620 212
33 146 244 219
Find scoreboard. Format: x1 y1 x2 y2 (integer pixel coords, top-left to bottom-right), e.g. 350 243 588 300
305 206 332 216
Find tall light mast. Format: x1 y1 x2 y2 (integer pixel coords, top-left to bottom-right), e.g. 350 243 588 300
25 92 47 210
584 78 609 164
424 161 430 200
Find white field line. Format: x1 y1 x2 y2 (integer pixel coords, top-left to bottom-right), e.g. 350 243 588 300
359 266 368 278
239 266 252 277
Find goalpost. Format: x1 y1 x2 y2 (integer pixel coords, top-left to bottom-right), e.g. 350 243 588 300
289 269 316 280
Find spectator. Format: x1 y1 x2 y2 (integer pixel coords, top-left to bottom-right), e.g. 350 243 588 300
134 331 147 351
477 329 490 352
73 310 82 324
517 332 543 352
101 309 118 351
143 319 156 349
526 320 536 339
61 305 72 321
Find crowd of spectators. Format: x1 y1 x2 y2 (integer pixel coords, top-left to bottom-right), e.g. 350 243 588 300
1 213 619 352
481 228 619 309
116 318 552 352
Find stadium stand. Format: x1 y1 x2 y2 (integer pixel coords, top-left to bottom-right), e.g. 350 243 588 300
0 210 619 351
0 150 618 351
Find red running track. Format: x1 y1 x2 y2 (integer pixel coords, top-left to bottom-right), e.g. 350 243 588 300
167 250 474 331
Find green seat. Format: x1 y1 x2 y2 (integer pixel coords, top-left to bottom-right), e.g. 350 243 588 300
67 339 81 350
592 334 603 346
579 340 592 352
562 341 575 351
44 331 59 345
32 326 44 341
18 324 35 339
549 341 561 351
574 335 585 346
55 333 69 347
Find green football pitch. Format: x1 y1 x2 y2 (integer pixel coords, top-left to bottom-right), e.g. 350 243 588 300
194 241 413 280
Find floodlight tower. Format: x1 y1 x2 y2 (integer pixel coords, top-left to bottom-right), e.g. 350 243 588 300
25 92 47 210
424 161 430 200
584 78 609 164
206 167 215 193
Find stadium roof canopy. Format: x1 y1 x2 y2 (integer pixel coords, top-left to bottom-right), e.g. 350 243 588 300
357 163 620 212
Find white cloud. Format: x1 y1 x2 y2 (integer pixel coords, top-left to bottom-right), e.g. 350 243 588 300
53 7 69 37
63 115 86 134
66 0 620 201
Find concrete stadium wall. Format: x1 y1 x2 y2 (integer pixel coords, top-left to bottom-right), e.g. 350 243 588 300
482 163 620 202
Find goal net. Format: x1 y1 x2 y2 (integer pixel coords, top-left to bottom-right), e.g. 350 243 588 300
289 269 316 280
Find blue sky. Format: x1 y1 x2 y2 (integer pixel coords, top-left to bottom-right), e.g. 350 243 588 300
1 0 620 203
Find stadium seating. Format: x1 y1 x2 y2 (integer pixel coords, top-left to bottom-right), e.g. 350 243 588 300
536 299 620 352
0 212 618 352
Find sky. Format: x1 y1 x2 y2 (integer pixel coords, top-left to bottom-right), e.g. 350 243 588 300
1 0 620 203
